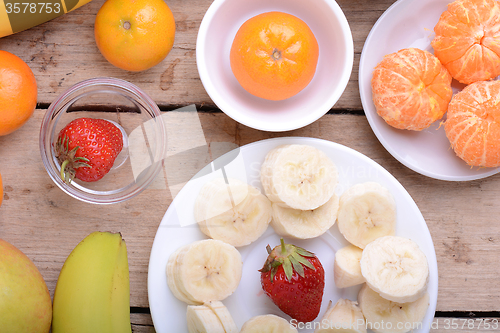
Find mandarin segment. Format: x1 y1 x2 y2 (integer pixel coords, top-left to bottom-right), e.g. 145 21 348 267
445 80 500 167
230 11 319 101
371 48 453 131
432 0 500 84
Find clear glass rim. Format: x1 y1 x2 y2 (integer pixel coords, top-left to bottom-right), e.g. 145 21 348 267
39 77 167 204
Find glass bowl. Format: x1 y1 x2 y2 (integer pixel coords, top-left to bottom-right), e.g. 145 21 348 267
39 77 167 204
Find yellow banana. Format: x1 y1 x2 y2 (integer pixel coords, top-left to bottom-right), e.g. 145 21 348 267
52 231 132 333
0 0 93 38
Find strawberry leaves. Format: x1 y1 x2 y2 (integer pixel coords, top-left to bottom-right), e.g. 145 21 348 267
260 238 316 282
56 136 91 183
260 239 325 322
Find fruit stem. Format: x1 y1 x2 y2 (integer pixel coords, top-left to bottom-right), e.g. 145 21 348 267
280 238 286 254
123 21 131 30
271 48 281 61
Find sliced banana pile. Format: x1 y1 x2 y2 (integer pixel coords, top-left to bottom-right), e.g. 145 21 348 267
186 301 238 333
262 144 339 239
195 178 272 247
240 314 299 333
355 236 430 333
360 236 429 303
166 239 242 304
337 182 396 249
358 284 429 333
333 222 429 331
331 181 430 333
314 298 366 333
165 143 432 332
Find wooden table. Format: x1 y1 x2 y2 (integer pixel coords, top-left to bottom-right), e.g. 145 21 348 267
1 0 499 331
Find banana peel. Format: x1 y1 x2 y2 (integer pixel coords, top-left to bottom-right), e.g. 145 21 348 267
0 0 92 38
52 231 132 333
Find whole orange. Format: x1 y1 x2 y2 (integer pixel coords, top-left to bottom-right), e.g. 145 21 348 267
230 11 319 101
94 0 176 72
0 51 37 136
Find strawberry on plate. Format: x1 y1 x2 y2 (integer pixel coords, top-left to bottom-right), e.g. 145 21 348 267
259 239 325 322
56 117 124 183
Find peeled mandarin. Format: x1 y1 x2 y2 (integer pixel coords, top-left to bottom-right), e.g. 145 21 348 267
445 80 500 167
432 0 500 84
371 48 453 131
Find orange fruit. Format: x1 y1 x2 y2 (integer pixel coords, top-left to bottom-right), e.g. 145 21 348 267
432 0 500 84
94 0 176 72
0 51 37 136
230 11 319 101
371 48 453 131
444 80 500 167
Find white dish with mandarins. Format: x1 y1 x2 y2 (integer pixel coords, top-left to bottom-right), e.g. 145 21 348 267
359 0 500 181
148 137 438 333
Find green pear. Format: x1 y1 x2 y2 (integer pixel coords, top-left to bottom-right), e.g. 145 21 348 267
0 239 52 332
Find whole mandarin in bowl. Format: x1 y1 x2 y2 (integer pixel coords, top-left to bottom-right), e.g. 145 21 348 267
230 11 319 101
0 51 37 136
196 0 353 132
94 0 176 72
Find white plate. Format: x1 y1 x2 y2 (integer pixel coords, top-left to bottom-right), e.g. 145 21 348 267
148 137 438 333
359 0 500 181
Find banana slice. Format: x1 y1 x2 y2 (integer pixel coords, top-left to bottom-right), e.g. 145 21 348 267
360 236 429 303
314 299 366 333
195 178 272 247
271 194 339 239
240 314 298 333
333 245 365 288
260 146 287 204
166 239 243 304
261 145 338 210
204 301 238 333
166 246 196 304
357 284 429 333
337 182 396 249
186 304 225 333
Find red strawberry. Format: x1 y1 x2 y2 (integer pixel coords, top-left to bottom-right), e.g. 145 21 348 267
259 239 325 322
56 118 123 182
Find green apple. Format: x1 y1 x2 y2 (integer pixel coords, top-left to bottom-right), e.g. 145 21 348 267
0 239 52 332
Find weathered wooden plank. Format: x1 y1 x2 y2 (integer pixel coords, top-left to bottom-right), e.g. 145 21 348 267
0 0 395 109
1 110 500 312
131 312 500 332
131 313 155 333
430 318 500 332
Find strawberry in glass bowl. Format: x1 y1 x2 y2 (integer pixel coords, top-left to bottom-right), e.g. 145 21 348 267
39 78 166 204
